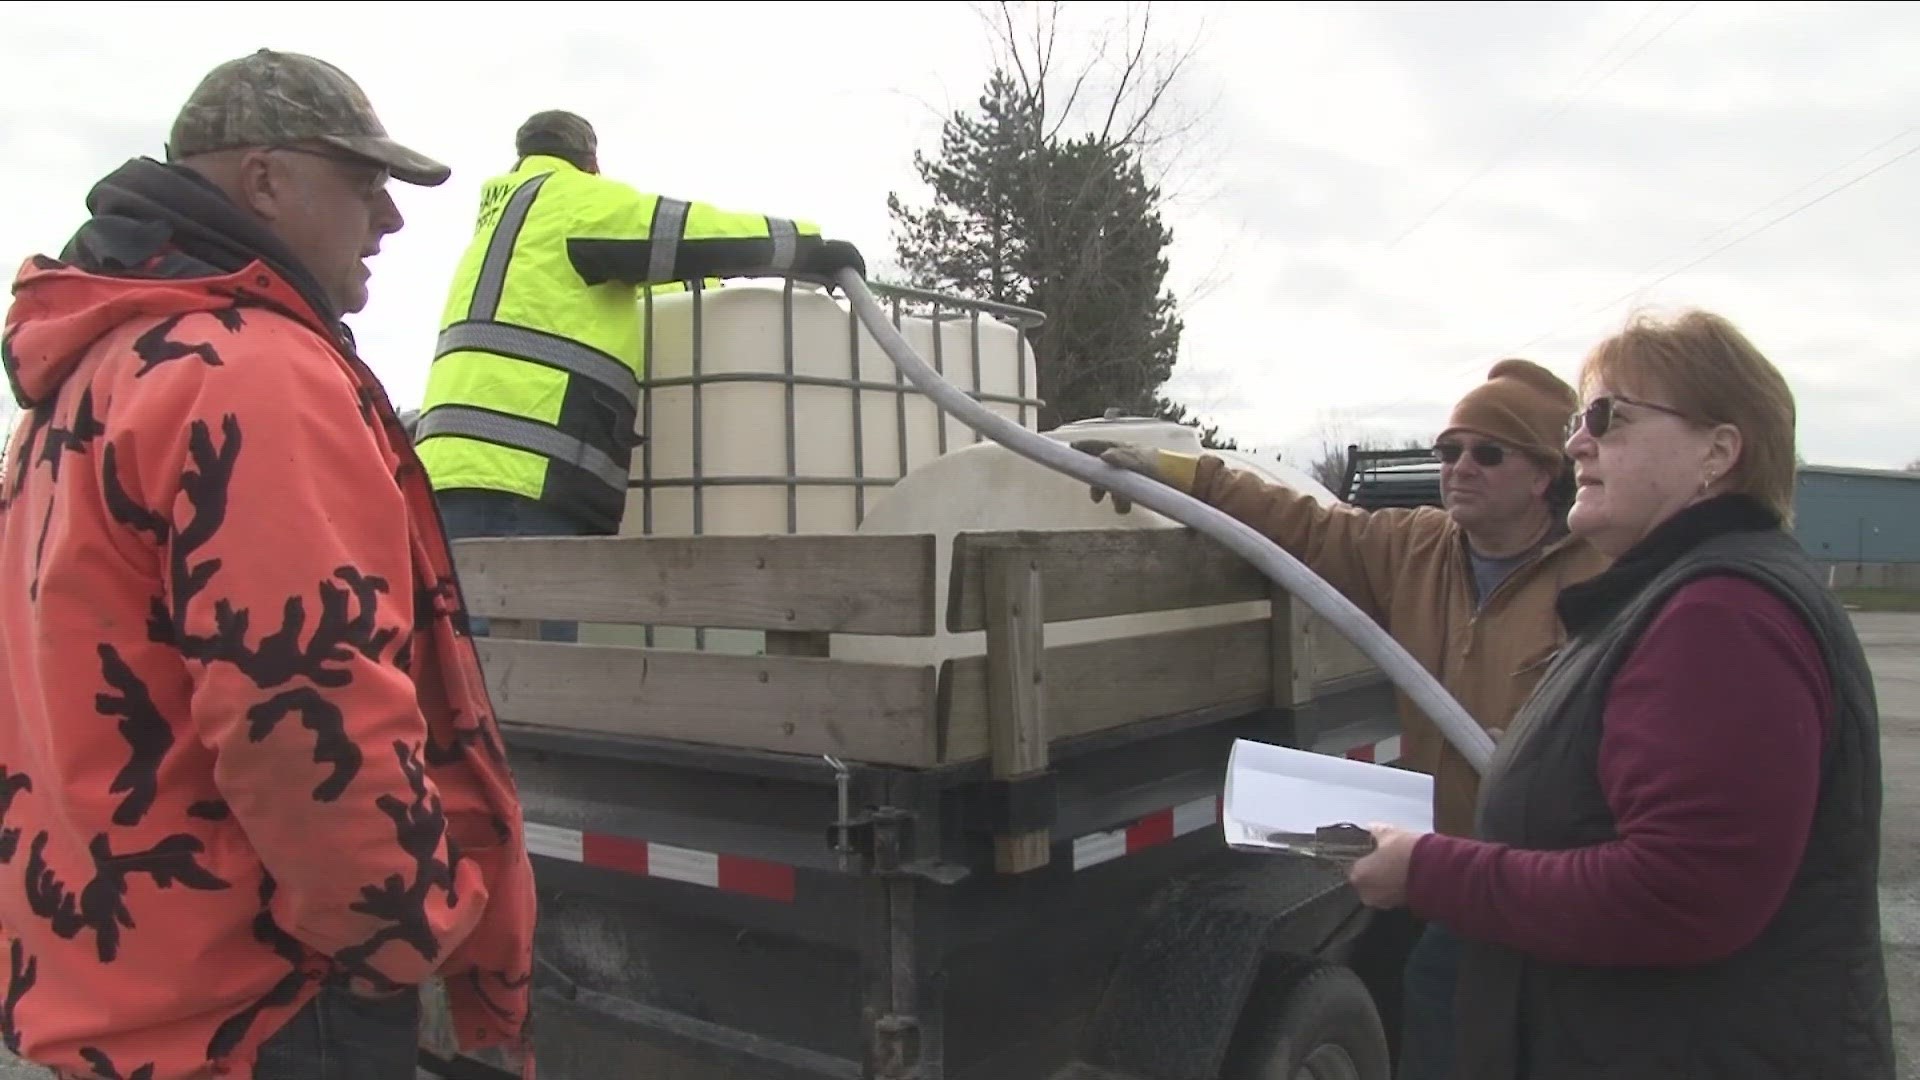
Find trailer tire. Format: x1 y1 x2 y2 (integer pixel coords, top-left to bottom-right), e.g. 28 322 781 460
1219 958 1390 1080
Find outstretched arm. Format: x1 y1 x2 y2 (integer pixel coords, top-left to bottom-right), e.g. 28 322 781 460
565 181 864 287
1075 443 1444 622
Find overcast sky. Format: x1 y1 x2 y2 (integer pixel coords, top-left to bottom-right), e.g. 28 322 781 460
4 0 1916 470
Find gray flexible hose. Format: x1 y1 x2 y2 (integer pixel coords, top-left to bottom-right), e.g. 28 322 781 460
835 270 1495 776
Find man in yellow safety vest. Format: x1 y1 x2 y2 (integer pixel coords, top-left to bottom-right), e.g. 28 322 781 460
414 110 866 639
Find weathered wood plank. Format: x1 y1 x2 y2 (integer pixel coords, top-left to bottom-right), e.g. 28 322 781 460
947 528 1267 632
475 639 940 766
1313 625 1377 685
985 550 1051 873
451 533 937 635
1270 589 1313 708
939 620 1272 763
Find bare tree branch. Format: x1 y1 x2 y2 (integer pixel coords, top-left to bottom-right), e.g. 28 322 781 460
1095 5 1148 145
981 1 1203 164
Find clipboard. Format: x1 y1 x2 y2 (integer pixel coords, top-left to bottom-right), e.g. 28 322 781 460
1259 822 1379 864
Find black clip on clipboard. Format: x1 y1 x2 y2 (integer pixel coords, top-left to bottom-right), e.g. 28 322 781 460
1263 822 1378 864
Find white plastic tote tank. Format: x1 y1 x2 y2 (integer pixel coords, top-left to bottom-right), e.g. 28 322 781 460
584 279 1044 652
828 415 1379 691
626 280 1041 539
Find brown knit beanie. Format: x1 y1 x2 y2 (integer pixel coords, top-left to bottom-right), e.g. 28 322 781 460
1439 358 1578 475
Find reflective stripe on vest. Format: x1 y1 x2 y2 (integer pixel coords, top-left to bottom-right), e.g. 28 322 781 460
414 405 629 492
471 173 550 320
648 198 688 282
770 217 798 270
433 322 639 410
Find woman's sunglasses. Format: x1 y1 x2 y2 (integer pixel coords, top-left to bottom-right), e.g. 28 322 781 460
1433 441 1507 468
1568 395 1692 440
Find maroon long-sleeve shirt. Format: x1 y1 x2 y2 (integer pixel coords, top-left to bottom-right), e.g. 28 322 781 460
1405 574 1833 968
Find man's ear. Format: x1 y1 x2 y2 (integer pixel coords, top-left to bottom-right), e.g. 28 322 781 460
232 148 285 221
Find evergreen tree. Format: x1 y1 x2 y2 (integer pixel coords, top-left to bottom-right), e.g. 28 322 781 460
888 63 1233 447
887 71 1039 307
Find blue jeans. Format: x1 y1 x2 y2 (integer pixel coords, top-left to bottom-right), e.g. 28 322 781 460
252 980 420 1080
1399 922 1461 1080
437 490 587 643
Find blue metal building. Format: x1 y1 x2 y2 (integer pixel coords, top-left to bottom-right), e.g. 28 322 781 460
1793 465 1920 565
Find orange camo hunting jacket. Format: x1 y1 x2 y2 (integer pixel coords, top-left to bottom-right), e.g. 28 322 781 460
0 252 536 1078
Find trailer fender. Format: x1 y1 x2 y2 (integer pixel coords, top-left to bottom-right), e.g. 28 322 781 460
1063 857 1372 1080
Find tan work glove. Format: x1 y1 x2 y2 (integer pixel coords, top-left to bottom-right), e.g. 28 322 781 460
1070 440 1199 514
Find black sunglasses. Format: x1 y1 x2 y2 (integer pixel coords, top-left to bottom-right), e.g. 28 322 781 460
1569 395 1691 440
273 144 392 192
1433 441 1507 468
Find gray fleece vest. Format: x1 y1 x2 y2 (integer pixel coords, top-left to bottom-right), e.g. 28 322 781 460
1452 520 1895 1080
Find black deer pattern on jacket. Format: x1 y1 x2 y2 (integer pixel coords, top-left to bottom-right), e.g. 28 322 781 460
77 1046 156 1080
332 740 457 993
94 645 171 829
22 830 231 964
1 940 36 1056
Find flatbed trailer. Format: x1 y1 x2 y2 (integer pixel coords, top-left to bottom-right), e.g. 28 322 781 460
421 525 1419 1080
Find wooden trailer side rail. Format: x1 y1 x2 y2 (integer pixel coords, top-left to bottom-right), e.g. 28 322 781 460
449 529 1382 773
451 533 942 765
937 529 1380 760
453 533 937 635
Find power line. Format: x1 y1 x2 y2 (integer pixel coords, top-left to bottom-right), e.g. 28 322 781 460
1363 129 1920 418
1381 0 1697 252
1632 129 1916 272
1501 133 1920 357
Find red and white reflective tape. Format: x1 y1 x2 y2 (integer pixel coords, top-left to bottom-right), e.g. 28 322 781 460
1066 737 1404 873
524 821 796 903
1070 794 1222 872
526 741 1406 888
1341 734 1402 765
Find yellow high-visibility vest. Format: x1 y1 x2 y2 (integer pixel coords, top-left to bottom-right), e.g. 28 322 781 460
414 154 824 532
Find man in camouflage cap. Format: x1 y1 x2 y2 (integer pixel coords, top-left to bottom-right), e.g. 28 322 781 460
0 48 537 1080
152 48 449 318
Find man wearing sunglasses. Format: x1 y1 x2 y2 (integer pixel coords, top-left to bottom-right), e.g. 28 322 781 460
1075 358 1609 1080
0 49 534 1080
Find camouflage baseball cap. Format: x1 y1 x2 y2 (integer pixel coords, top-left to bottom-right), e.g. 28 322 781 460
167 48 451 187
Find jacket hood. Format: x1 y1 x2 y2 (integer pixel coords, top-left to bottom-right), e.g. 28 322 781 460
3 157 339 409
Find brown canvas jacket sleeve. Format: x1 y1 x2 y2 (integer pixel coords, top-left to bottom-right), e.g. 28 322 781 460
1181 453 1455 624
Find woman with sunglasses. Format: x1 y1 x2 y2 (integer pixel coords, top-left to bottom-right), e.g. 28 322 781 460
1348 309 1896 1080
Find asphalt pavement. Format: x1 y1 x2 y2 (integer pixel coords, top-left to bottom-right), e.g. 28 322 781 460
1859 612 1920 1079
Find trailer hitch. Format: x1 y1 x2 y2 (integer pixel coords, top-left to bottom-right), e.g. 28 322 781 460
823 756 968 885
827 805 916 874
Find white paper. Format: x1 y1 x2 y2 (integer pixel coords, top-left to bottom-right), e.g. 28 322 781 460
1222 737 1433 855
